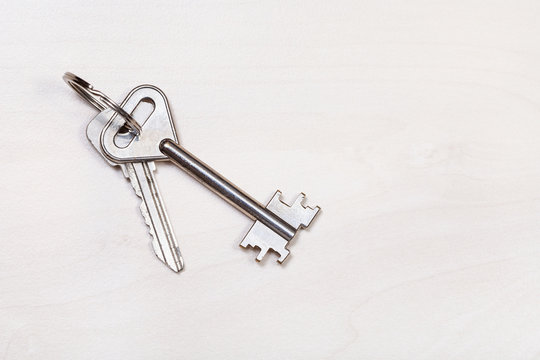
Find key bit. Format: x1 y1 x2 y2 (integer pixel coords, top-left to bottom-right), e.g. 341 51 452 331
240 191 320 263
266 191 319 230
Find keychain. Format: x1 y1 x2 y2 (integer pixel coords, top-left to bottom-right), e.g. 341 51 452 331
64 72 320 272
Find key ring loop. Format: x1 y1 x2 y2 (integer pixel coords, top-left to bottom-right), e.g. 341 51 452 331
63 72 142 136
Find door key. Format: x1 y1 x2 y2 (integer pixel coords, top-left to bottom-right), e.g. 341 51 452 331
160 141 320 263
93 86 183 272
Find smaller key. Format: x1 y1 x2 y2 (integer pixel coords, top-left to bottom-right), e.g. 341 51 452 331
87 87 184 272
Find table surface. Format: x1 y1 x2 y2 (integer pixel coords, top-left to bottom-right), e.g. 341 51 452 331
2 1 540 359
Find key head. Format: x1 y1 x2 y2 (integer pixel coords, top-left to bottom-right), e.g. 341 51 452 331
100 85 178 164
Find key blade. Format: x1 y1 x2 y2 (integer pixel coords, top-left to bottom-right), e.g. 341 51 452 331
125 162 184 273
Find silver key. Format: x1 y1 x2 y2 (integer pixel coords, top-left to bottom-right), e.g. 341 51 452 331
159 142 320 263
87 86 184 273
100 91 320 264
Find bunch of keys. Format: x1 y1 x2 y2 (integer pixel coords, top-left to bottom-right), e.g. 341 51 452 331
63 73 321 273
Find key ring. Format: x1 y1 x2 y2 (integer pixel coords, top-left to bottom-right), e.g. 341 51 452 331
63 72 143 136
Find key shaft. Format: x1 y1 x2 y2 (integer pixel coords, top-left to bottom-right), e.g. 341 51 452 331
159 139 296 241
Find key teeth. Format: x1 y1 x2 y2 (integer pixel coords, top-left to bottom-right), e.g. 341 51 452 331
276 248 290 263
139 201 159 243
240 221 290 264
129 165 184 273
294 192 319 213
302 205 320 229
240 191 320 264
256 246 269 262
267 190 320 230
240 239 289 263
272 190 310 209
294 192 307 206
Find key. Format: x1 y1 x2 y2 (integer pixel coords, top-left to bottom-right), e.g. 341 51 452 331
99 89 320 264
159 142 320 263
87 86 184 273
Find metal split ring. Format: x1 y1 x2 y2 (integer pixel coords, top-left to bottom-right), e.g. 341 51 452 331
63 72 142 136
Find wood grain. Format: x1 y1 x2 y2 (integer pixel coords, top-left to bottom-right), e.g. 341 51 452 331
1 0 540 358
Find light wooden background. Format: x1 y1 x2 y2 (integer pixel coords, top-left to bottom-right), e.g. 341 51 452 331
2 0 540 359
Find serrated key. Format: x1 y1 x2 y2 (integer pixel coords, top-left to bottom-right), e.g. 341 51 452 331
87 105 184 273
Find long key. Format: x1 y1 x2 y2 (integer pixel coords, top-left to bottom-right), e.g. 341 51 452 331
159 140 320 263
87 97 184 272
99 86 320 263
